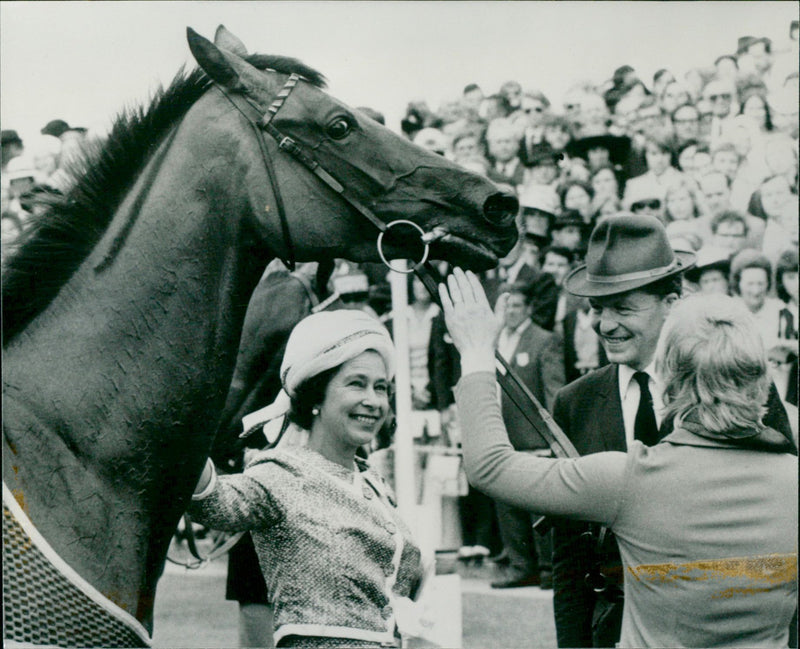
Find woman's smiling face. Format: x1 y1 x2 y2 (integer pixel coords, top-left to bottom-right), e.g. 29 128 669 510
316 351 389 450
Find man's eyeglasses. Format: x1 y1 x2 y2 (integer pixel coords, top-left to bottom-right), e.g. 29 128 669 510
673 117 699 124
706 94 732 102
631 199 661 211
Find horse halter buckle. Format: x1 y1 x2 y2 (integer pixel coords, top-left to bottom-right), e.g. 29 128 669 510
376 220 430 274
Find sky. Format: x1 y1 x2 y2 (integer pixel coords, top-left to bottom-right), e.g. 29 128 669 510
1 1 797 145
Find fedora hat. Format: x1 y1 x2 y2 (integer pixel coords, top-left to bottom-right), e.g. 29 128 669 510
565 134 631 166
564 213 695 297
684 246 731 284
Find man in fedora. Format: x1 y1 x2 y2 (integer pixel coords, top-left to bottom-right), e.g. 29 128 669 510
549 213 795 648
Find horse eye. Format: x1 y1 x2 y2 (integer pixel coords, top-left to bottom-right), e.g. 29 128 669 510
326 117 352 140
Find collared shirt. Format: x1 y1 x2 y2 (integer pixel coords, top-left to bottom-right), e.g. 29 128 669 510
573 309 600 373
618 362 665 448
498 319 531 362
495 157 520 178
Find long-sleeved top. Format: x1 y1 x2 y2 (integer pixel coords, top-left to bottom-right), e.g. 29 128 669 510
455 371 798 648
189 445 424 647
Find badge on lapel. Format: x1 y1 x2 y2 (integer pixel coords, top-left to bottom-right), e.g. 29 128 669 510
515 352 530 367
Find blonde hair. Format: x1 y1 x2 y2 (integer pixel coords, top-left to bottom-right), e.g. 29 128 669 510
656 294 769 436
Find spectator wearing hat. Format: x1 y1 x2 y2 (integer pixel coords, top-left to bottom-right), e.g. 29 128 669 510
519 183 558 245
550 210 585 258
489 280 565 590
521 142 561 189
1 130 24 175
730 249 784 345
684 246 732 296
412 127 448 157
440 256 797 648
41 119 72 139
566 134 632 178
400 101 438 141
486 118 525 188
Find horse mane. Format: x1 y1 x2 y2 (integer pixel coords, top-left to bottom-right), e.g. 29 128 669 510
2 54 325 344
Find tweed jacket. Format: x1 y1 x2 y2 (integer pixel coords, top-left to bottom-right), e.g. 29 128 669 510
190 445 424 646
456 372 798 648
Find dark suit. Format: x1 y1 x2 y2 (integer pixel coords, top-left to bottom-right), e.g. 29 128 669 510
496 322 565 578
550 365 797 648
487 156 526 187
428 312 501 554
481 264 560 332
561 308 609 385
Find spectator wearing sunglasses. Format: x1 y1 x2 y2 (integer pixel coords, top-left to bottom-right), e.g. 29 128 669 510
703 78 738 145
518 90 551 167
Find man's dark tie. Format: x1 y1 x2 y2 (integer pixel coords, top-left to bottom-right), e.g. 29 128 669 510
633 371 659 446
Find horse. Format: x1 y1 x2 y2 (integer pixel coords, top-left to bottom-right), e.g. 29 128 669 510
2 25 517 647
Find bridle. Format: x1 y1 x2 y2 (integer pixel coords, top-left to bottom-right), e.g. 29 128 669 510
218 71 579 455
169 74 580 570
217 73 432 274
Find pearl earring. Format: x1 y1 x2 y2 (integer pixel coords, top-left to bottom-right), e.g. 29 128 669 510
312 407 320 416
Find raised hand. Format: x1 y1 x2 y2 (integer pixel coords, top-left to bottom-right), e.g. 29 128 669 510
438 267 504 373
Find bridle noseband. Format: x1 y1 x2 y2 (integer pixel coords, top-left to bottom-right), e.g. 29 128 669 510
217 73 430 273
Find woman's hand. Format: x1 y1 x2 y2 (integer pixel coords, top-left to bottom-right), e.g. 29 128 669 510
438 268 505 375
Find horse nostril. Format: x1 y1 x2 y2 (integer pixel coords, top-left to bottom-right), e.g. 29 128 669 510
483 193 519 226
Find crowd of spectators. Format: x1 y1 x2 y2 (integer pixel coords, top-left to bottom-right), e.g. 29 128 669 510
2 20 798 604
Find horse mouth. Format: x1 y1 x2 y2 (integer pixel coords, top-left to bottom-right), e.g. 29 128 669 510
430 231 504 270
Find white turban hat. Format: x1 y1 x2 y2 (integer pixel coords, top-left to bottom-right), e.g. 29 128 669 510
281 309 395 397
241 309 395 442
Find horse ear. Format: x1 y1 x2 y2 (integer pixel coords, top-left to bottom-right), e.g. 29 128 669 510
214 25 248 58
187 27 243 91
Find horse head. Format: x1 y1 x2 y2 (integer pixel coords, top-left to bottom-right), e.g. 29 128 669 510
188 26 519 271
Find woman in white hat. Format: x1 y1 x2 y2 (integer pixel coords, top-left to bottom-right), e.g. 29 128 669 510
190 310 425 648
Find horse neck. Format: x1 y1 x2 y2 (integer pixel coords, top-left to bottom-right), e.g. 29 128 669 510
2 106 277 628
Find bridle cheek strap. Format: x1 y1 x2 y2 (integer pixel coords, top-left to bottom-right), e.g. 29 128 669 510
218 73 391 272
